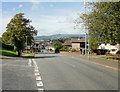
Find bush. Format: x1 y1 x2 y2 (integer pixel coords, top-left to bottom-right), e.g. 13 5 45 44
1 42 14 50
54 41 63 50
71 49 79 52
116 50 120 55
55 48 60 53
60 46 72 52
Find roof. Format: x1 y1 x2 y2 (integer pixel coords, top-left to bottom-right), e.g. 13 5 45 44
71 38 88 43
64 40 72 46
46 44 54 48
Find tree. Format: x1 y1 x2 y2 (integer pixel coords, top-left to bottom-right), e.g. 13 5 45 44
2 13 37 56
53 41 64 53
54 41 64 50
79 2 120 51
2 32 10 43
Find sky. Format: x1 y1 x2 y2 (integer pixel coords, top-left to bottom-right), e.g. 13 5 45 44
1 1 90 36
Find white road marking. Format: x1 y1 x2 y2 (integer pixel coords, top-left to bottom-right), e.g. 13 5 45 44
35 73 40 76
38 88 44 91
35 67 39 70
28 59 32 67
32 59 44 90
35 69 39 72
34 64 38 67
36 76 42 81
32 59 37 65
36 81 43 87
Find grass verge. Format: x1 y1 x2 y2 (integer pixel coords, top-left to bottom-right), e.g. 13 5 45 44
0 49 18 57
26 53 35 58
98 56 120 61
0 49 31 57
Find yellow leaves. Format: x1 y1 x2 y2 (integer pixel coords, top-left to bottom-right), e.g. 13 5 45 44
16 13 25 16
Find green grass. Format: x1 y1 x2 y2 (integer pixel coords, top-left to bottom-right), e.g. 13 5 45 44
99 56 120 60
26 53 35 58
22 52 28 55
0 49 31 57
0 49 18 57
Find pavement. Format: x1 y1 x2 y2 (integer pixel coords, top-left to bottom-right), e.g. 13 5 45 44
0 52 119 91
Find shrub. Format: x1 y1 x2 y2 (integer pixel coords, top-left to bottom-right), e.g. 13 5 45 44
71 49 79 52
116 50 120 55
1 42 14 50
55 48 60 53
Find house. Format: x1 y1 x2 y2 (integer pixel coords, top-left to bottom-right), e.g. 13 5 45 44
71 38 88 51
98 44 120 54
45 45 55 51
63 40 72 49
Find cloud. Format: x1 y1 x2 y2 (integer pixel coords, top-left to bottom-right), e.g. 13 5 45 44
31 2 40 10
19 4 23 8
12 8 16 11
28 12 84 36
49 4 54 7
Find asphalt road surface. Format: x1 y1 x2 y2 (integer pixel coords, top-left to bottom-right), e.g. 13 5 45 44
1 52 118 91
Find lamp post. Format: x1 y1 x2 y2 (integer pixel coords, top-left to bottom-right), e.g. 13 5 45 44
84 0 90 58
84 0 87 55
26 36 27 53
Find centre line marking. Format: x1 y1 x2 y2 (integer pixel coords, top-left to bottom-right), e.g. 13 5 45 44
35 67 38 70
35 73 40 76
35 69 39 72
32 59 37 65
38 88 44 91
36 76 42 81
36 81 43 87
28 59 32 67
32 59 44 91
34 64 38 67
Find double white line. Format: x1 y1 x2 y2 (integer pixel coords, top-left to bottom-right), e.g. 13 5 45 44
29 59 44 91
28 59 32 67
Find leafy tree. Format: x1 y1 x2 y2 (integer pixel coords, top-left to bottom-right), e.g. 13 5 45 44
2 32 10 43
54 41 64 50
2 13 37 56
80 2 120 51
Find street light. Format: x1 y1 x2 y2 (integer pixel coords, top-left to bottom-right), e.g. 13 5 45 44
84 0 90 58
84 0 87 55
26 36 27 53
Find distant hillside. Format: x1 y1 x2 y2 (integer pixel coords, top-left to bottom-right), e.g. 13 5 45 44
34 34 85 40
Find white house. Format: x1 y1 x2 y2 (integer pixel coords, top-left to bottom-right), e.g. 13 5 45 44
45 45 55 51
98 44 120 54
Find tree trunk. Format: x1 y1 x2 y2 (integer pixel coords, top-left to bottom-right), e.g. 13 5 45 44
18 49 22 56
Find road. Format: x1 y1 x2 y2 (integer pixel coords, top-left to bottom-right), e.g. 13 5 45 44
1 52 118 91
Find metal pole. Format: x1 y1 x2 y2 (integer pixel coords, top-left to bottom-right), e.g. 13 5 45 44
88 33 90 59
26 36 27 53
84 0 87 55
84 0 90 58
85 33 87 55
